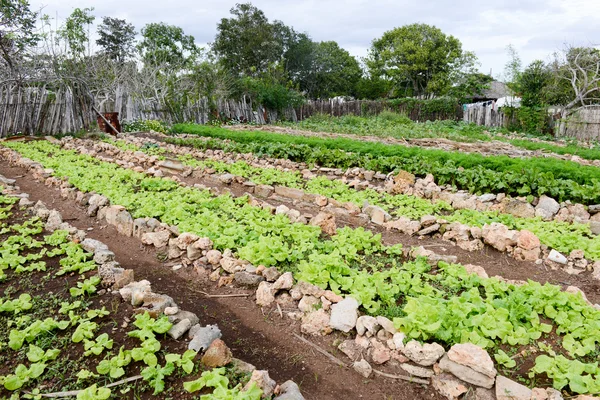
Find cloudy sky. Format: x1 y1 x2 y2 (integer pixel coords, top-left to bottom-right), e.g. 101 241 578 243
29 0 599 78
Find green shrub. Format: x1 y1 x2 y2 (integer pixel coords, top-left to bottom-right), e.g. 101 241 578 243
122 119 170 134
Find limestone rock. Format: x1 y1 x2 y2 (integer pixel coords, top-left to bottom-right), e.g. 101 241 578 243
300 309 332 336
274 380 304 400
356 316 380 336
495 375 532 400
447 343 496 378
353 359 372 378
400 363 434 378
535 196 560 220
309 212 337 236
272 272 294 291
439 354 494 389
188 325 222 352
402 340 445 366
256 281 275 307
141 230 171 248
329 297 359 332
432 373 468 400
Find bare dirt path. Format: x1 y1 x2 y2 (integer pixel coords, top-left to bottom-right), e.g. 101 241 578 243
0 163 443 400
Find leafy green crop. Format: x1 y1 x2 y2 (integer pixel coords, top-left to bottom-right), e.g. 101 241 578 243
169 124 600 204
183 367 262 399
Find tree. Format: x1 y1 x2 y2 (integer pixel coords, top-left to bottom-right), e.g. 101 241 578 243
138 22 199 70
552 46 600 117
366 23 466 97
517 60 551 107
58 7 95 58
449 71 493 103
212 3 290 76
0 0 40 73
96 17 136 62
502 44 521 92
308 41 361 98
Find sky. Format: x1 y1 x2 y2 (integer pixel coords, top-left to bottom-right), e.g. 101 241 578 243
29 0 600 79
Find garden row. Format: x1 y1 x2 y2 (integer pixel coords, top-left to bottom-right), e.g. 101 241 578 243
100 134 600 264
2 139 600 396
0 176 300 399
278 115 600 162
169 124 600 205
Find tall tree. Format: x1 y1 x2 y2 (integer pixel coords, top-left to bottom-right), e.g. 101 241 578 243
212 3 290 76
517 60 551 107
138 22 199 70
58 7 95 58
0 0 40 73
96 17 136 62
309 41 361 98
502 44 522 92
366 23 465 97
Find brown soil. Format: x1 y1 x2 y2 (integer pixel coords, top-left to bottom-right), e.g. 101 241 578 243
0 163 445 400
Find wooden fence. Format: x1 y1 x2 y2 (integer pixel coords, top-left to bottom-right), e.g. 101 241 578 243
556 107 600 141
0 85 95 136
295 99 462 122
2 83 599 140
462 104 512 128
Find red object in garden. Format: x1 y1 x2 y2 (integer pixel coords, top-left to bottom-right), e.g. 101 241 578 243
97 112 122 135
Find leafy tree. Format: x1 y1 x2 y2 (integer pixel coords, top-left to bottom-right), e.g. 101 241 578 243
355 75 392 100
138 22 199 70
366 23 466 97
96 17 136 62
0 0 40 72
212 3 291 76
58 7 95 58
449 71 493 103
308 41 361 99
518 60 551 107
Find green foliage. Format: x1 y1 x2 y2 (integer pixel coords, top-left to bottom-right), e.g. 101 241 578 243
70 276 101 297
169 124 600 205
122 119 170 134
96 16 136 62
96 346 132 378
213 3 289 77
0 293 33 314
531 355 600 394
57 7 95 58
0 0 41 71
83 333 113 356
238 75 305 112
141 362 176 395
76 384 111 400
138 22 199 70
183 367 263 399
387 97 460 120
367 23 468 97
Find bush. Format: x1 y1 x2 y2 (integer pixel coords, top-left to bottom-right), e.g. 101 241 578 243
122 119 170 134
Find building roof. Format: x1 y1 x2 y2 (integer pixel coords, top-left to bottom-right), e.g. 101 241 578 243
473 81 511 101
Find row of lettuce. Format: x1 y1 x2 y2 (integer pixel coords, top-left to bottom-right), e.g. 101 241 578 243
0 188 262 398
3 140 600 394
168 124 600 205
106 137 600 261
